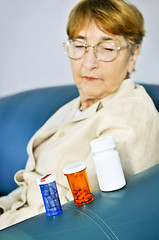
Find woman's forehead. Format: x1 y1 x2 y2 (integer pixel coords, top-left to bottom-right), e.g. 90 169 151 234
74 19 126 45
74 19 112 38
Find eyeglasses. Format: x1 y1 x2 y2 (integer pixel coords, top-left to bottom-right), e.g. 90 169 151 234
62 40 128 62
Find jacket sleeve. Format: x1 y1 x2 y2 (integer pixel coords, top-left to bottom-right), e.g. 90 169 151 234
0 187 25 214
95 97 159 178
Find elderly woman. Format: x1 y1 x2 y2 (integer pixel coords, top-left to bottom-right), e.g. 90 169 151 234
0 0 159 230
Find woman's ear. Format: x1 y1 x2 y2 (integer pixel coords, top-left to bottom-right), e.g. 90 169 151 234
127 44 141 74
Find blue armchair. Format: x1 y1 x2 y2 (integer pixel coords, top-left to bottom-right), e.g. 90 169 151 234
0 85 79 196
0 83 159 239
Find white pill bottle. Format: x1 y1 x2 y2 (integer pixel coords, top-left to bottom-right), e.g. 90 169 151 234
90 136 126 191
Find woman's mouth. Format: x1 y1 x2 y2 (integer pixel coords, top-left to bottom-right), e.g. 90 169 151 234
82 76 101 81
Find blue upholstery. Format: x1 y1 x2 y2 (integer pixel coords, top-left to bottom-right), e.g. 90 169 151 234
0 85 78 195
0 82 159 239
141 83 159 112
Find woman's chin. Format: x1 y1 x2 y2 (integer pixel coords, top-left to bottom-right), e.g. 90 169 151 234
80 88 106 101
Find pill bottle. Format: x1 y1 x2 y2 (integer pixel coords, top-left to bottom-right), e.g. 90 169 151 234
37 174 62 216
63 162 94 205
90 136 126 191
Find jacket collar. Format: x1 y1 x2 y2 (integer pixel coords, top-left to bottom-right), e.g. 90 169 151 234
70 78 135 122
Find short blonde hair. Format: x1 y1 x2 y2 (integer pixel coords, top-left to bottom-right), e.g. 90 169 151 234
67 0 145 45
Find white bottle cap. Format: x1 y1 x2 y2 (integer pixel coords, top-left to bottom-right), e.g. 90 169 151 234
63 162 86 175
90 136 116 153
36 174 56 185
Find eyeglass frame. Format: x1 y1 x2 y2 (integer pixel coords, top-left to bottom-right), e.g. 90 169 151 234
62 39 129 62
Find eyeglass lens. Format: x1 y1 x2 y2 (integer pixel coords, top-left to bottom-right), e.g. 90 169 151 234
64 40 119 62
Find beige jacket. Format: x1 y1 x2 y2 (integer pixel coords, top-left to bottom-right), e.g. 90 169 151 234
0 78 159 229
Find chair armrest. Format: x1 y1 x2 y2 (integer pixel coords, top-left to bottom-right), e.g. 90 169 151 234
1 164 159 240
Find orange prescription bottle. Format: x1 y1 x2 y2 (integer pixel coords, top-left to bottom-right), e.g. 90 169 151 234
63 162 94 205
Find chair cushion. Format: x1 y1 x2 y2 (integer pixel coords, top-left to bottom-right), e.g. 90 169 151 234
0 85 78 195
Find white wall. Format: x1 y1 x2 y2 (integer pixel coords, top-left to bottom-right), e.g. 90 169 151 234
130 0 159 85
0 0 158 97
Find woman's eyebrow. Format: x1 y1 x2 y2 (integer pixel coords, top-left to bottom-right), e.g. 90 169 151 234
75 35 86 40
100 36 115 41
74 36 115 41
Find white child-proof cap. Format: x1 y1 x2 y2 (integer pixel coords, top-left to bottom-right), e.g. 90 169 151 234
90 136 116 153
63 162 86 175
36 174 56 185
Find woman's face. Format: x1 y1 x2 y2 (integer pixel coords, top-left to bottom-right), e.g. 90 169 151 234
70 20 139 104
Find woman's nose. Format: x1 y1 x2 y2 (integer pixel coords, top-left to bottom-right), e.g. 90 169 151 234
82 47 99 69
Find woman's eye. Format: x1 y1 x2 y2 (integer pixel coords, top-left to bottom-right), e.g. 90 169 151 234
103 47 114 51
73 43 85 49
99 47 114 52
99 43 116 52
75 45 84 48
